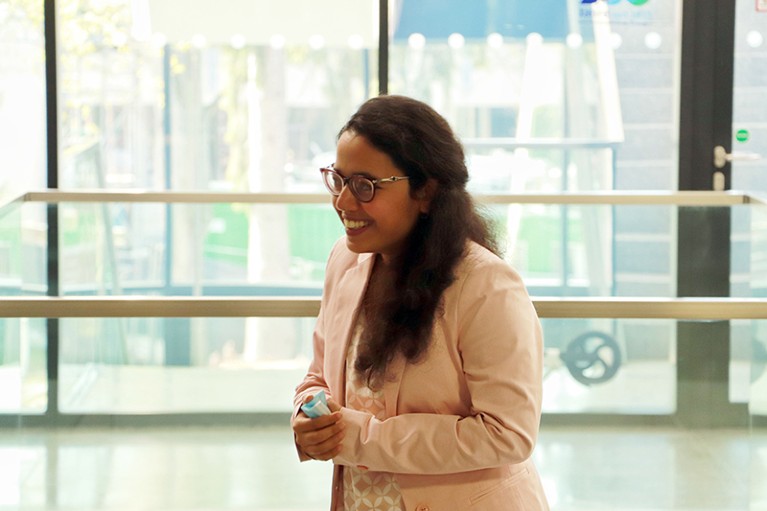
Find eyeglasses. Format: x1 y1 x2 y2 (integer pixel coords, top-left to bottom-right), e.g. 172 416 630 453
320 165 410 203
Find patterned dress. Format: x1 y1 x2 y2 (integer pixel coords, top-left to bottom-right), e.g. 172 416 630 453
342 316 404 511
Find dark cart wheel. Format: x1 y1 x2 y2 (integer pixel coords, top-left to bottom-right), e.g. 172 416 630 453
561 331 622 386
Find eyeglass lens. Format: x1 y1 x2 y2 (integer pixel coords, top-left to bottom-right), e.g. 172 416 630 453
323 169 375 202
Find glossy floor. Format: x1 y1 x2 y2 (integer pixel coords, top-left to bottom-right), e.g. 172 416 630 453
1 424 765 510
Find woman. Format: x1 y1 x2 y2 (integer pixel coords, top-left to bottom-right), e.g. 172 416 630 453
292 95 549 510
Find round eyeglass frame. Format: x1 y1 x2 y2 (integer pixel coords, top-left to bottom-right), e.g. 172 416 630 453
320 165 410 203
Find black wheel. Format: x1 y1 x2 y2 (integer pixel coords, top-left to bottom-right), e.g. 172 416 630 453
561 331 622 386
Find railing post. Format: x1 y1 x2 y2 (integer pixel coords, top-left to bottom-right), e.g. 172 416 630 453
44 0 60 423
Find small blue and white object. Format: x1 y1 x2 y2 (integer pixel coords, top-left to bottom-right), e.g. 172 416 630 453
301 390 331 418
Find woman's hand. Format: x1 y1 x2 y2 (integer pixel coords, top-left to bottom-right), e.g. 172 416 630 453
293 395 345 461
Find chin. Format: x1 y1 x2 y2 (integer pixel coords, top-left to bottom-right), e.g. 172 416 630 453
344 238 367 254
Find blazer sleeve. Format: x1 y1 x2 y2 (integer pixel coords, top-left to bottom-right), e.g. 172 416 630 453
291 239 345 446
333 254 544 475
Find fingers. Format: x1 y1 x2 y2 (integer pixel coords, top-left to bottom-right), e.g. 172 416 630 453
293 407 346 461
301 424 346 460
293 409 342 432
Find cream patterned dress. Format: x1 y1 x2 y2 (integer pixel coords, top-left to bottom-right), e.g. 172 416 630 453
343 316 403 511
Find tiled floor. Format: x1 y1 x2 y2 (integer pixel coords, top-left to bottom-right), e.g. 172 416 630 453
1 424 765 510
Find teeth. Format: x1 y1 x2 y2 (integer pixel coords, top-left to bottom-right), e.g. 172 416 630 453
344 219 368 229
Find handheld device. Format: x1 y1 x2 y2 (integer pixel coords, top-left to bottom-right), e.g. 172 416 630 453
300 390 331 418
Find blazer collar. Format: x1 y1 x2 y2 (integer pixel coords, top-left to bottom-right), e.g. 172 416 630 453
327 252 373 401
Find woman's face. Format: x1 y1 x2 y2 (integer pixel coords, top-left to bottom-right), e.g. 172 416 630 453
332 131 430 264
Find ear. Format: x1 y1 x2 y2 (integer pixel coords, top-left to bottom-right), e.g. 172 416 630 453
416 179 438 214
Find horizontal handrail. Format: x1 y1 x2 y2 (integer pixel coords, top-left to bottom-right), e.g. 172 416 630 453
2 296 767 319
461 137 623 149
16 189 764 206
22 190 330 204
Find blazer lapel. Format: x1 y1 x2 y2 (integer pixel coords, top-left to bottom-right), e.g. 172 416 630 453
325 252 375 405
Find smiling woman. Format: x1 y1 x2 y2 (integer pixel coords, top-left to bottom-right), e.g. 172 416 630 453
329 130 429 264
292 95 549 510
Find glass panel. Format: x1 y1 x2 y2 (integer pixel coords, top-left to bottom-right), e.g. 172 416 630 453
750 321 767 417
0 318 47 414
58 202 343 294
746 163 767 509
54 315 674 416
50 198 690 415
56 200 690 298
41 199 757 416
731 0 767 193
389 0 681 193
58 317 315 414
0 200 47 414
0 201 23 290
752 316 767 509
0 0 46 201
542 318 675 414
57 0 378 191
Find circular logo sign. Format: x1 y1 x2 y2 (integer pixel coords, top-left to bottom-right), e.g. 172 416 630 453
735 129 750 143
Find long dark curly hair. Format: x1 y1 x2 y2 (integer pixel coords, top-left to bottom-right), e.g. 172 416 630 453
339 95 500 387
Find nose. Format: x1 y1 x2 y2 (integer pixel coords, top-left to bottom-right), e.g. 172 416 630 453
334 182 359 211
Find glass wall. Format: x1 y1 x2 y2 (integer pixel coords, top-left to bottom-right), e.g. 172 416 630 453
731 0 767 193
0 199 47 414
5 197 757 416
730 0 767 433
0 0 46 201
0 0 761 424
389 0 680 191
389 0 682 307
56 0 378 192
6 192 766 417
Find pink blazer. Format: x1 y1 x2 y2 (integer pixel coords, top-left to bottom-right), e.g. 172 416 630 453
294 239 549 510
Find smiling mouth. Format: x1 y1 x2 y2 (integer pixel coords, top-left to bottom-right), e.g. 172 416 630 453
343 219 370 230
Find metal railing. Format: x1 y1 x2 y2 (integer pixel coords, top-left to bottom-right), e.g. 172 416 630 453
12 188 765 205
2 295 767 319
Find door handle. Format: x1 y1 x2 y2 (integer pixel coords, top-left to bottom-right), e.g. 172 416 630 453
712 145 762 191
713 145 762 169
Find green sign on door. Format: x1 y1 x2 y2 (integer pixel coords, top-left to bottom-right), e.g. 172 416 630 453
735 129 749 143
